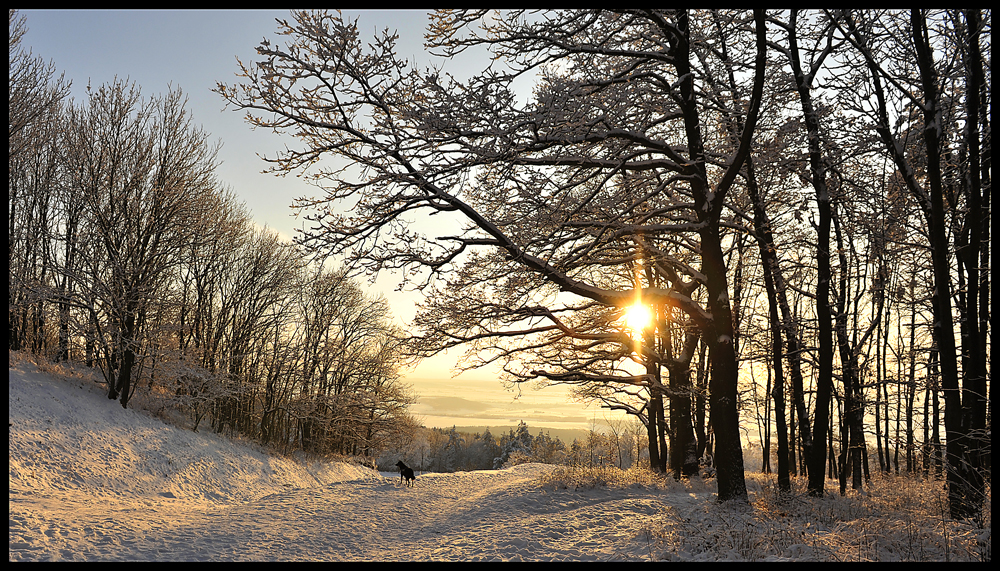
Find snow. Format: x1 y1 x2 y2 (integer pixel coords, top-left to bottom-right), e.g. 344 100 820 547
8 352 989 561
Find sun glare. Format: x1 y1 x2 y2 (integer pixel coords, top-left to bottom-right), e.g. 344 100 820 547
624 304 653 335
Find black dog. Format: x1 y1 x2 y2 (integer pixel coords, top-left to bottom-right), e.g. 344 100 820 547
396 460 416 487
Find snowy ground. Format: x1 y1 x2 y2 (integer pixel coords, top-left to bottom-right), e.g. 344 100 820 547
8 353 990 561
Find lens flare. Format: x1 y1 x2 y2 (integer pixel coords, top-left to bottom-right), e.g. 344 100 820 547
624 304 653 335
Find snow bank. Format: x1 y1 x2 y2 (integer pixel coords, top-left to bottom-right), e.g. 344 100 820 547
8 353 380 506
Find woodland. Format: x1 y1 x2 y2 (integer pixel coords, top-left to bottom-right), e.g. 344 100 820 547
9 9 990 523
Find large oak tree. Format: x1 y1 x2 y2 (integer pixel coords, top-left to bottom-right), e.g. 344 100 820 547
218 9 768 503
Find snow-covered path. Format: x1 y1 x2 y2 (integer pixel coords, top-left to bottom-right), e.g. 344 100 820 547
11 460 665 561
8 356 669 561
15 467 662 561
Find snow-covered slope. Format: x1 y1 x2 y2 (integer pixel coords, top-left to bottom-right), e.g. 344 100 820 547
8 353 988 561
8 354 670 561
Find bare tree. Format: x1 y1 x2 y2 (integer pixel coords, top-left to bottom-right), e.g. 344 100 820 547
62 80 220 408
835 8 989 520
217 9 768 503
8 9 70 354
763 9 844 497
8 9 69 160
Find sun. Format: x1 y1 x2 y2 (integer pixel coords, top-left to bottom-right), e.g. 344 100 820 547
624 304 653 335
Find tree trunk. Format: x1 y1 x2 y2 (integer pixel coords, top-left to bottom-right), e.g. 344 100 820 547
744 155 792 492
673 8 768 505
701 228 747 503
784 10 833 496
656 388 669 474
956 7 989 519
668 332 700 478
694 341 709 461
832 210 869 494
909 10 980 519
646 385 663 473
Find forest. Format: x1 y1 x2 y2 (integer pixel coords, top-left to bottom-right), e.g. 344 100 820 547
9 8 990 524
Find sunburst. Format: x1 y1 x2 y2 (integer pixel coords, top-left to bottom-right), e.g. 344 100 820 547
624 303 653 336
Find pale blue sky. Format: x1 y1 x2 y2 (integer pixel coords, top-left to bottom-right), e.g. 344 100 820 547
20 9 438 245
18 9 616 432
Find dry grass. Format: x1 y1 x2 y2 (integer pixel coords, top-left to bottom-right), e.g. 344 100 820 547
668 471 988 561
538 462 990 561
10 350 98 384
540 463 681 490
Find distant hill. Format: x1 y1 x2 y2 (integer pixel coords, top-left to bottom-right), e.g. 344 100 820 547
423 424 592 445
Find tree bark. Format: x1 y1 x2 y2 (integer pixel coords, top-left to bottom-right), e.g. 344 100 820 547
785 10 836 497
908 9 981 520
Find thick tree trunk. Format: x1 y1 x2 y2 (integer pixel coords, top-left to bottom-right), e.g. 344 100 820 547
909 9 982 521
668 332 700 478
701 229 748 503
673 9 767 505
805 120 834 497
957 7 989 520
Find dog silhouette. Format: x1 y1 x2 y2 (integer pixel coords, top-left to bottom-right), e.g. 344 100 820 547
395 460 416 487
